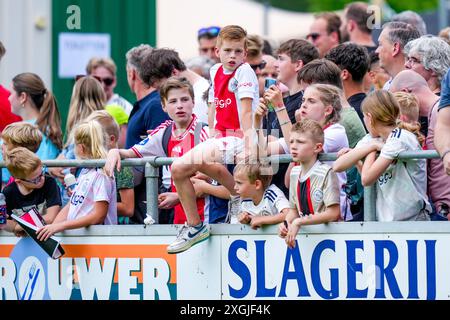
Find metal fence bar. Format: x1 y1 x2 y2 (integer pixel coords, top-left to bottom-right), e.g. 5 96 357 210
0 150 442 223
145 162 159 223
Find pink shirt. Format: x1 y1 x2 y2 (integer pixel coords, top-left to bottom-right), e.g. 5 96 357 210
426 100 450 210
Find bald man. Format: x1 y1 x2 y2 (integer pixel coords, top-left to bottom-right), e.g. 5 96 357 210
391 70 450 218
390 70 438 136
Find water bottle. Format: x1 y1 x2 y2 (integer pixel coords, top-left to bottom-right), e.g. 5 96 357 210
0 193 7 225
64 173 78 193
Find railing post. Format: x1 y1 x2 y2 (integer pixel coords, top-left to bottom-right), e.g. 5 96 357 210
364 185 377 222
145 162 159 224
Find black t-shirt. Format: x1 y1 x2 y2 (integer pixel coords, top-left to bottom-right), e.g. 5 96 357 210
264 90 304 138
2 175 62 218
262 91 303 198
348 92 367 125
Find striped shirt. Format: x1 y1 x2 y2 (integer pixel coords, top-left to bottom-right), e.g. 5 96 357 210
289 161 340 216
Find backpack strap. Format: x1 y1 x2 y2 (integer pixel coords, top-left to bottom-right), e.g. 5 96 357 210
162 122 174 157
194 122 208 146
163 121 207 156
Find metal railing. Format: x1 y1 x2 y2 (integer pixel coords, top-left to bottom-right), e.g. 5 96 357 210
0 150 441 223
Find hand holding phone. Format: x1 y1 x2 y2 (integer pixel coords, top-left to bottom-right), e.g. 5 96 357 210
264 78 277 112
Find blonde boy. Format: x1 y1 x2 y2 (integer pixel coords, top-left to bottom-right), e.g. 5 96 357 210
234 162 290 228
279 119 341 248
1 122 43 152
2 147 61 234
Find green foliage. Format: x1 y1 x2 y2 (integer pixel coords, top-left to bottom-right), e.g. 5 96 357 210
386 0 438 13
253 0 438 13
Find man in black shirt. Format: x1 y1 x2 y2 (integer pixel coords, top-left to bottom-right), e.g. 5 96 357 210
325 43 370 125
264 39 319 196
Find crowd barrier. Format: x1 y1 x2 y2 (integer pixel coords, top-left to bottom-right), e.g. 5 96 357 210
1 151 449 301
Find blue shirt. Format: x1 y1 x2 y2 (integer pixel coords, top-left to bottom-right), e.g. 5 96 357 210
439 69 450 110
125 91 170 148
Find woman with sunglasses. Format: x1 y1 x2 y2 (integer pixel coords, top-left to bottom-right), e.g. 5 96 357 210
86 57 133 115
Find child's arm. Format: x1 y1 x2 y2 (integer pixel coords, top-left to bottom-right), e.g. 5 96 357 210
43 205 61 224
250 208 289 229
278 208 299 239
285 204 340 248
333 144 378 172
361 151 393 186
191 178 231 199
104 148 138 177
158 192 180 209
117 188 135 217
264 86 292 146
36 201 108 241
284 163 296 188
241 98 255 154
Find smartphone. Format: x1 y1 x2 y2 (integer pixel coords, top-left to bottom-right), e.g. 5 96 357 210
264 78 277 91
264 78 277 111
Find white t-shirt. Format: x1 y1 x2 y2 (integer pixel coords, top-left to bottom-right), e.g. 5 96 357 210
107 94 133 115
208 62 259 129
356 130 430 221
193 77 210 125
67 168 117 225
237 185 290 224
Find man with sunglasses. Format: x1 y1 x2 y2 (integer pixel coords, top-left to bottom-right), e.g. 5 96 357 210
307 12 342 58
198 26 221 63
86 57 133 115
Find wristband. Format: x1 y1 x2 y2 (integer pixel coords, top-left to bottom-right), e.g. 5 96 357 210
280 120 291 126
275 106 287 113
441 149 450 160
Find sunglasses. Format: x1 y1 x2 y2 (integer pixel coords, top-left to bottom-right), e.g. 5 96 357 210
21 168 45 185
250 60 267 71
198 26 221 38
306 33 322 41
75 75 114 86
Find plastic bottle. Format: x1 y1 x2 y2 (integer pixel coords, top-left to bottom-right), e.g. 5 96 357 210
0 193 7 225
64 173 78 193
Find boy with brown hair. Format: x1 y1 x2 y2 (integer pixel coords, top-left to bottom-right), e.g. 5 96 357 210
279 119 341 248
234 161 290 228
2 147 61 235
105 76 210 227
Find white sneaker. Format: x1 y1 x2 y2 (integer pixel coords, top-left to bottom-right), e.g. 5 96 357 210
226 195 241 224
167 222 210 254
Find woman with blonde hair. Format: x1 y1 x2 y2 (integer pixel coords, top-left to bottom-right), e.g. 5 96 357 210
49 76 106 203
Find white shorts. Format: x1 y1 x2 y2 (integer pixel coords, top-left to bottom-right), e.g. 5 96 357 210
210 136 244 164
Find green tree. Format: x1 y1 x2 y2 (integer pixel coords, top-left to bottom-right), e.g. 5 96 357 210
253 0 438 13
